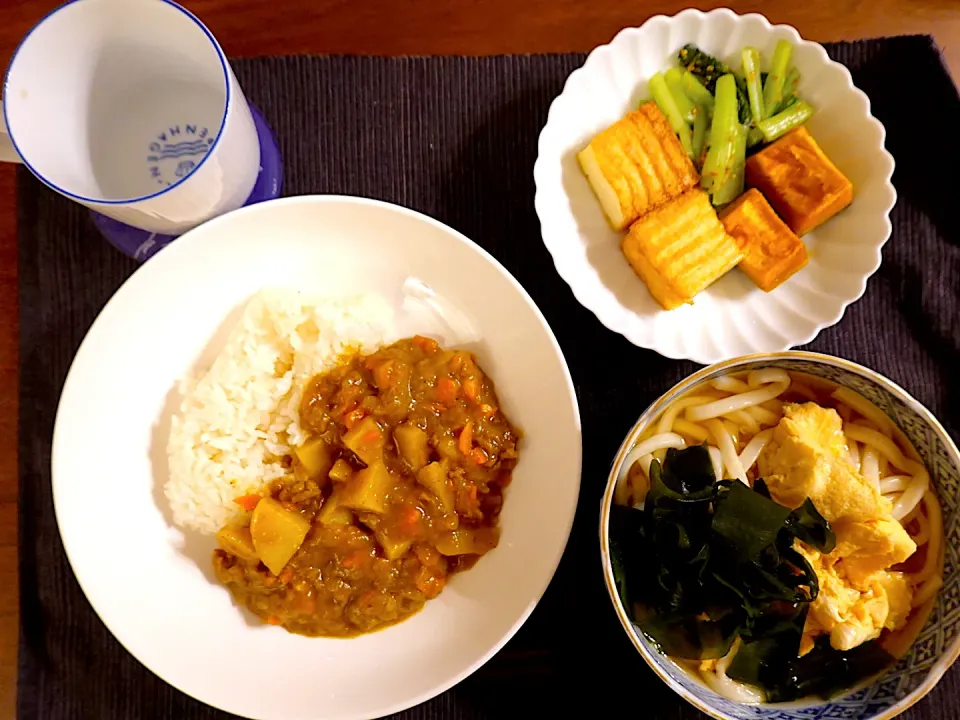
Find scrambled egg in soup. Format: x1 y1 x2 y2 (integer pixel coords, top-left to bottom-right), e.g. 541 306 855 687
758 403 916 653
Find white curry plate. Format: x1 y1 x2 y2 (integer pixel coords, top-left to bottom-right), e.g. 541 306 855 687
51 196 582 720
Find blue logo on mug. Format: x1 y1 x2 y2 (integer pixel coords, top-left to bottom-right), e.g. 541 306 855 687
146 124 214 186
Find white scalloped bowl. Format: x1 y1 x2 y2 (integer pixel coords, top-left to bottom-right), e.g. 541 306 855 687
533 9 896 365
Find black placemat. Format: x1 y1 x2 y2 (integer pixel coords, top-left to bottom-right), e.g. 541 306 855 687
17 36 960 720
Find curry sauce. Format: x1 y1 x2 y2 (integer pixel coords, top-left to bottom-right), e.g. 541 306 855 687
212 336 520 637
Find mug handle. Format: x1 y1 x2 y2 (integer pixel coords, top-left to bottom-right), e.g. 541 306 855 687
0 108 22 164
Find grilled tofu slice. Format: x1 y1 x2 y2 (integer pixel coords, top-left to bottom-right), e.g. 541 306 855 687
745 126 853 236
720 188 809 292
621 188 744 310
578 102 699 231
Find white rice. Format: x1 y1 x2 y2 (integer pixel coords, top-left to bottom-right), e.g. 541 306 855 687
165 289 392 534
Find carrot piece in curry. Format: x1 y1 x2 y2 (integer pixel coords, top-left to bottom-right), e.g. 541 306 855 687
233 494 261 512
294 594 316 615
372 359 395 389
415 566 446 599
435 377 459 404
412 335 438 353
471 447 488 466
457 483 480 517
462 377 480 403
343 407 366 429
341 551 368 569
397 505 423 536
458 422 474 455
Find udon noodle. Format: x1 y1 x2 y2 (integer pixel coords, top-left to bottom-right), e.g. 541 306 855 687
614 369 943 703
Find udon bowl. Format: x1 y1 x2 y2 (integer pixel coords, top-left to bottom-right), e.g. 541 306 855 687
599 352 960 720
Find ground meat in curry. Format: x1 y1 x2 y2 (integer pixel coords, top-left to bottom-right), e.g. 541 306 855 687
212 335 520 637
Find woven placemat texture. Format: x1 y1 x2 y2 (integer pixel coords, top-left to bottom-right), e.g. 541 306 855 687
17 36 960 719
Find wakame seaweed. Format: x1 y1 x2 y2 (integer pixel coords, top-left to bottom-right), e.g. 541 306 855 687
609 445 830 658
607 445 892 702
728 635 895 703
785 498 837 553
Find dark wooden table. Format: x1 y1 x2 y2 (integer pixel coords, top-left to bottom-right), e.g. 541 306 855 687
1 1 957 716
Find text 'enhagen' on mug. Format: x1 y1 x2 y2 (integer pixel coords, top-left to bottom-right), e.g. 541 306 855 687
0 0 282 260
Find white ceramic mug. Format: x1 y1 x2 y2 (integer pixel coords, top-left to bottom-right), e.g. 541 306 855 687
0 0 268 236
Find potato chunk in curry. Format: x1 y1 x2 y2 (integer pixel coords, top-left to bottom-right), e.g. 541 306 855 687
212 336 521 637
249 497 311 576
340 462 393 514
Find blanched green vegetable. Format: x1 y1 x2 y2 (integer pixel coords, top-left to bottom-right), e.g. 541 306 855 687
649 71 695 159
777 66 801 114
755 100 815 143
664 67 696 124
678 44 751 123
785 66 801 92
711 124 747 206
762 40 793 119
700 74 739 195
678 44 735 91
661 42 816 207
691 104 708 165
741 47 765 124
681 71 715 114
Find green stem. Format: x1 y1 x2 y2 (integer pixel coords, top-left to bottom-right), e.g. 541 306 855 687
777 67 801 113
681 71 716 114
756 101 815 143
650 71 696 160
712 124 747 206
665 68 697 124
691 104 708 167
700 74 738 195
741 47 765 125
761 40 793 119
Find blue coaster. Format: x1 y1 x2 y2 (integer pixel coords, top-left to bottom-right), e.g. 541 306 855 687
91 104 283 261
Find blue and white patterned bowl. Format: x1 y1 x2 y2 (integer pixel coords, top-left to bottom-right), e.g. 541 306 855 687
599 352 960 720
